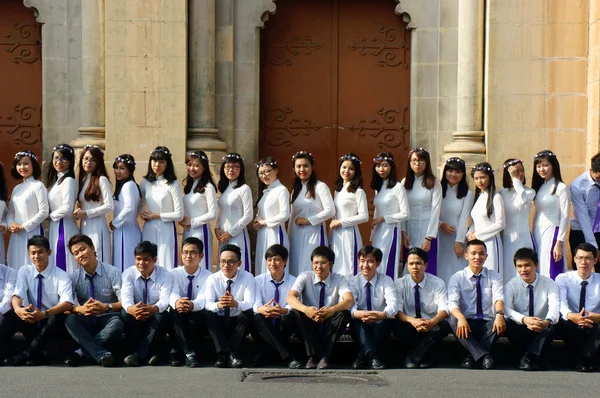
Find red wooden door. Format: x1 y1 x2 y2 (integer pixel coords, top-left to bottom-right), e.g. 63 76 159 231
0 0 43 194
260 0 410 243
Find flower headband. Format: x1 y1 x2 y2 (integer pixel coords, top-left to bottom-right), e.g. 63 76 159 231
187 151 208 162
339 154 362 164
472 164 494 173
115 156 136 166
292 151 312 161
222 153 243 162
534 151 556 159
502 159 522 170
409 147 429 156
15 151 39 162
151 147 171 156
373 156 394 163
256 161 278 169
83 144 104 154
53 144 74 154
446 157 465 165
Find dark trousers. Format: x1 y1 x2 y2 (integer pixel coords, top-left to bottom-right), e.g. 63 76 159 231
251 313 296 360
558 319 600 360
64 313 124 362
205 310 251 356
171 309 206 355
569 229 600 271
293 309 350 359
505 319 554 358
122 310 170 359
0 309 65 360
394 319 451 362
449 317 499 362
350 318 394 357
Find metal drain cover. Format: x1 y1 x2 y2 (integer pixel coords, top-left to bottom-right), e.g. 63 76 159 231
242 371 387 386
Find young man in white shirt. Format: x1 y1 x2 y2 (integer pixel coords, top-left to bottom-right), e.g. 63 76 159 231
4 235 74 366
204 244 255 368
395 247 450 369
349 245 398 370
556 242 600 372
504 247 559 371
287 245 354 370
169 237 212 367
447 239 505 370
121 241 173 367
252 244 301 369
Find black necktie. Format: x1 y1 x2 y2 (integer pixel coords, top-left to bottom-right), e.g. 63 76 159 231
187 275 195 299
579 280 589 312
365 281 372 311
224 279 233 325
414 285 422 318
475 275 483 320
271 280 284 327
142 277 150 303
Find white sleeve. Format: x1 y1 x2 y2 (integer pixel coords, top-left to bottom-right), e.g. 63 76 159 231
475 194 505 242
160 181 184 222
112 182 138 228
340 189 369 228
556 183 570 242
85 177 114 218
190 184 218 228
383 184 410 224
456 190 474 243
425 180 442 238
265 186 290 228
49 178 77 221
22 182 49 232
307 182 335 226
227 185 253 237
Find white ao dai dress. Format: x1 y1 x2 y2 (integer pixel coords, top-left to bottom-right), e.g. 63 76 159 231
182 180 217 271
78 175 114 263
48 173 79 272
112 180 141 272
469 191 505 277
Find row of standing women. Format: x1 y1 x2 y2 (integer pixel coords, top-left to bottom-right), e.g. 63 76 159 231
0 145 569 285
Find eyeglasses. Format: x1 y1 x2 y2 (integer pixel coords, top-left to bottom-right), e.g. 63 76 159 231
224 165 240 171
410 160 426 165
52 156 69 163
182 250 199 257
220 259 240 266
574 256 595 262
258 169 274 178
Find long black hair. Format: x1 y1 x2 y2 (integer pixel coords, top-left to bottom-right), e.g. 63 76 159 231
471 162 496 218
144 146 177 184
11 150 42 180
370 152 398 192
184 151 216 195
256 156 279 204
441 157 469 199
334 153 363 193
217 153 246 194
46 144 75 188
404 148 436 190
291 151 317 204
531 150 563 195
502 158 526 189
77 145 109 202
113 154 140 200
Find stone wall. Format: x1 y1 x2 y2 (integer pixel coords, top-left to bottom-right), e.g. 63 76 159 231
589 0 600 161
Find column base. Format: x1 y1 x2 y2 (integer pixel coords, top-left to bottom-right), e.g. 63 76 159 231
186 127 228 170
71 127 106 150
443 130 485 166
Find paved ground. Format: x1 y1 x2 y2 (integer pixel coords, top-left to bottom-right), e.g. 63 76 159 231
0 366 598 398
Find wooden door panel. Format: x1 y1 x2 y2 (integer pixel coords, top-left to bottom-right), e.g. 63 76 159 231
0 0 43 194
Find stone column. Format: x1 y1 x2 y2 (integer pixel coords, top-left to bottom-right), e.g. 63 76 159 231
188 0 227 159
443 0 485 164
71 0 105 150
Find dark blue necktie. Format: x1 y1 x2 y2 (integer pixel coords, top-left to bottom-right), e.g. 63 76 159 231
86 273 96 299
365 281 372 311
579 280 589 312
271 280 284 327
187 275 195 299
318 281 325 336
414 284 422 318
527 284 534 317
36 274 43 328
475 274 483 320
224 279 233 326
143 277 150 303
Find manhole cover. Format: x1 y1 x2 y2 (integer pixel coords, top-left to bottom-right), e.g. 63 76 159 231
242 371 387 386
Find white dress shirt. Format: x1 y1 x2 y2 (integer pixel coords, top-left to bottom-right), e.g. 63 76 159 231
290 271 351 308
169 266 212 311
504 274 560 324
13 264 74 310
121 265 173 313
204 269 255 317
396 273 448 319
0 264 17 314
555 271 600 318
349 272 398 319
570 171 600 247
448 267 504 321
253 271 296 313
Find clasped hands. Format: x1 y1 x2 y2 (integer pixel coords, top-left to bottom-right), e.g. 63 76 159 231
76 298 108 316
216 291 238 309
304 305 335 323
16 304 44 323
258 298 287 319
175 297 195 313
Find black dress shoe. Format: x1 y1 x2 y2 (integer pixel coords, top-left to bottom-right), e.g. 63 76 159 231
352 355 366 370
370 357 385 370
461 356 475 369
288 359 302 369
229 353 243 368
214 354 228 368
305 356 318 369
185 354 200 368
317 356 329 370
147 354 161 366
64 354 81 367
100 353 115 367
482 355 494 370
5 353 28 367
519 353 533 371
404 357 419 369
169 353 182 367
575 360 593 373
124 354 142 367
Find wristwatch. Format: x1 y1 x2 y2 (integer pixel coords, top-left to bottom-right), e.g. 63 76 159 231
44 310 50 319
496 311 505 316
107 303 113 312
546 318 553 326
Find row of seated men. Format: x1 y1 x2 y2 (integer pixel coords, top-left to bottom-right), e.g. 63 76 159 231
0 235 599 372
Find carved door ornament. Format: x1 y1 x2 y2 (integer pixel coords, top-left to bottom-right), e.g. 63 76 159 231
348 25 410 68
0 104 41 145
267 28 323 66
0 22 41 64
262 107 322 147
347 107 410 150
